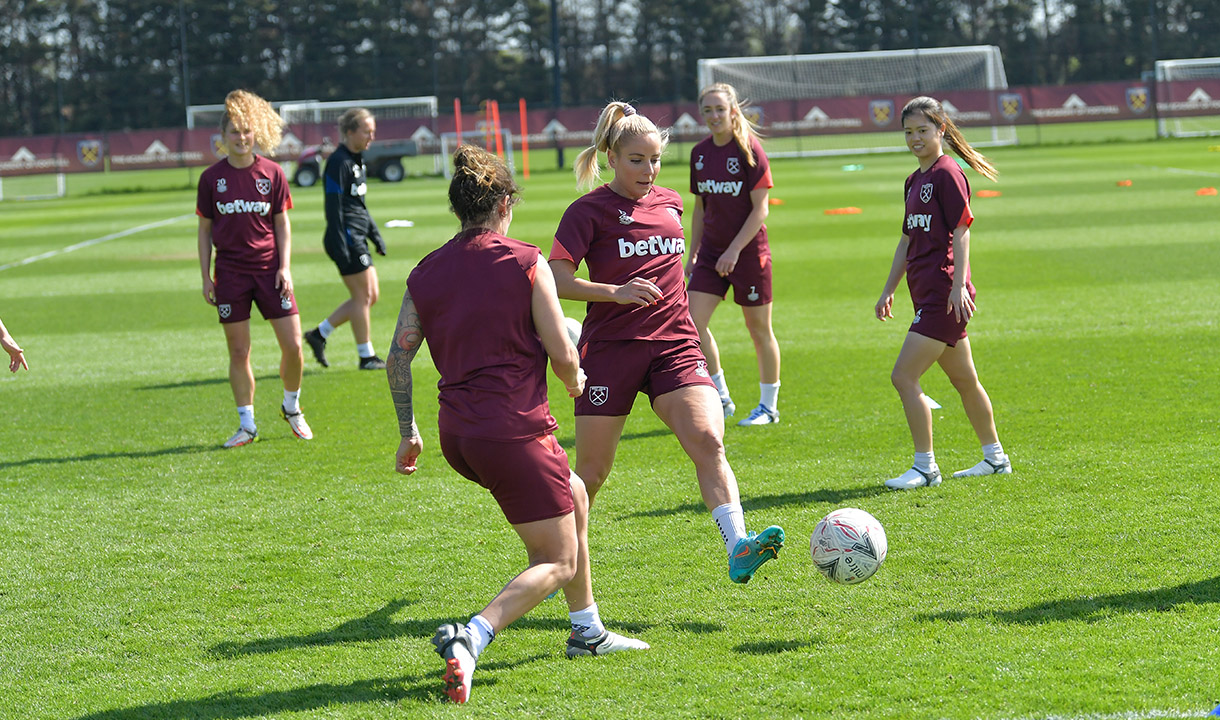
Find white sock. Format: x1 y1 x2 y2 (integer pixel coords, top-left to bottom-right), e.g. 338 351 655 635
711 503 747 556
357 342 376 359
759 381 780 410
466 614 495 658
317 319 335 339
283 389 300 414
237 405 256 432
983 442 1005 462
711 371 731 401
569 603 605 640
914 451 937 473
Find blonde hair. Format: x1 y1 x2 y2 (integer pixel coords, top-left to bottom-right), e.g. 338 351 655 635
449 144 520 229
219 89 285 156
698 83 762 167
574 101 669 191
338 108 374 139
901 96 998 181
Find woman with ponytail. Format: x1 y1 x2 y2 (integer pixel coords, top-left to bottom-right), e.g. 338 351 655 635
875 96 1011 489
550 101 785 585
197 89 311 448
390 145 646 703
687 83 781 426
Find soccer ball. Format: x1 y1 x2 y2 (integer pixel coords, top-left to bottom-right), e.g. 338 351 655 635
564 317 582 347
810 508 887 585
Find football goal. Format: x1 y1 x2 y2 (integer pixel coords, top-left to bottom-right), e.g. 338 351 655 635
0 170 67 201
697 46 1016 157
1154 57 1220 138
438 130 517 179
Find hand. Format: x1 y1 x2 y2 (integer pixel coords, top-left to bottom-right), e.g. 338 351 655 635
683 257 696 282
202 277 217 306
276 268 294 303
565 368 587 398
875 293 894 321
370 233 387 256
715 249 740 277
396 435 423 475
612 277 663 306
947 286 975 323
2 338 27 373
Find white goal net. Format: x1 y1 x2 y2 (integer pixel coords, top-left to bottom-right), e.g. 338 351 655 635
0 171 67 201
1154 58 1220 138
697 46 1016 157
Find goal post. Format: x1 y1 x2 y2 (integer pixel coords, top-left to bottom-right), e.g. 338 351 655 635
1154 57 1220 138
438 130 517 179
0 170 67 201
697 46 1016 158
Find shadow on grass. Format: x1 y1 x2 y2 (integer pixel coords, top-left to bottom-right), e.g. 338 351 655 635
620 485 886 519
554 427 673 450
69 658 545 720
210 598 721 658
0 443 220 470
918 575 1220 625
137 374 280 391
734 637 821 655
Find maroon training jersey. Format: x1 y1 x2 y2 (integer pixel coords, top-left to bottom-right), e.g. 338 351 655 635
407 228 559 442
196 155 293 274
689 135 773 258
901 154 974 307
550 184 698 343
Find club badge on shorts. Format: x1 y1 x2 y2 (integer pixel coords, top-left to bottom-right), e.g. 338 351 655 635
589 386 609 406
920 183 933 203
218 303 232 319
912 308 922 324
695 360 709 378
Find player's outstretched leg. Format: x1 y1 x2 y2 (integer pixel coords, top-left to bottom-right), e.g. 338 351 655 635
432 623 477 703
729 525 784 584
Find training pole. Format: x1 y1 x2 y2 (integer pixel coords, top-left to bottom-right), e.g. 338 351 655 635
453 98 462 146
490 100 504 160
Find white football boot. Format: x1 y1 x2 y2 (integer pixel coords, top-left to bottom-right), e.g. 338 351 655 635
885 465 942 490
952 457 1012 478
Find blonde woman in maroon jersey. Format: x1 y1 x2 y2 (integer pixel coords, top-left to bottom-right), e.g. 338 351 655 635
875 96 1011 489
549 101 784 586
196 90 311 448
687 83 781 426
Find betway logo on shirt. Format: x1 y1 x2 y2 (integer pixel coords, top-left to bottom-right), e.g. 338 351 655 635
618 235 685 257
696 179 744 196
906 213 932 231
216 198 272 216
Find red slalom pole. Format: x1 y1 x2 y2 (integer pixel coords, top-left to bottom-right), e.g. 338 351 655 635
453 98 462 146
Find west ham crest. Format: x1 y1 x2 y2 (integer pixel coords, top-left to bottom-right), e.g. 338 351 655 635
218 303 232 319
998 93 1023 121
589 386 609 406
1126 87 1149 113
919 183 933 203
77 140 102 168
726 157 741 175
869 99 894 126
256 178 272 195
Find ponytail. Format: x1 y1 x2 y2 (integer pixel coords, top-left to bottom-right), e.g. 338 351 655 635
574 101 669 191
901 96 997 181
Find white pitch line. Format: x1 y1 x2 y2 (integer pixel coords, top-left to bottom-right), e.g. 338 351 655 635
0 213 194 273
1133 163 1220 178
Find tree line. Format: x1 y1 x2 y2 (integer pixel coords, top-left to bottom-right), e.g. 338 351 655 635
3 0 1219 137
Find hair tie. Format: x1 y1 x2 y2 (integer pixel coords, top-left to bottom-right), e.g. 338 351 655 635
622 104 637 117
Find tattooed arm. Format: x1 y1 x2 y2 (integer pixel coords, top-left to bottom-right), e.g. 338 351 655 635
387 287 424 475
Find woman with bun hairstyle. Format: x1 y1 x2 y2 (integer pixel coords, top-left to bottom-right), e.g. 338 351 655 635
389 145 647 704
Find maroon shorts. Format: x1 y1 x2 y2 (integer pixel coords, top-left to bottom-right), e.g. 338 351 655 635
214 267 297 324
439 431 574 525
688 253 772 307
909 303 969 347
575 338 715 416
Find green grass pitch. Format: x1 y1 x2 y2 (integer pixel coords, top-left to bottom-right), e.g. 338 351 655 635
1 135 1218 719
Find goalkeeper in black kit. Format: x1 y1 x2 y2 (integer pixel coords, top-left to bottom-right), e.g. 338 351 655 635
304 107 388 370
